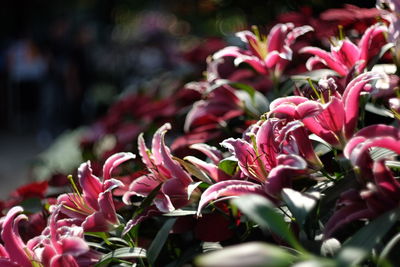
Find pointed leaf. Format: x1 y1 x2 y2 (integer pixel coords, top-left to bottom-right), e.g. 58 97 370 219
336 208 400 265
196 242 296 267
218 156 238 176
147 218 177 266
282 188 320 228
96 247 147 267
232 194 305 252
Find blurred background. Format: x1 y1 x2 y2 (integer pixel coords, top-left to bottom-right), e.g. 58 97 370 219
0 0 376 198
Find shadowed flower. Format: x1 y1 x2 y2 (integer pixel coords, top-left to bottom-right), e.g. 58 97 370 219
57 152 135 232
324 124 400 237
27 205 100 267
214 23 312 76
0 206 38 267
123 123 193 213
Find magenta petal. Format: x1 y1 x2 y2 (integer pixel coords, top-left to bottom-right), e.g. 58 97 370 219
269 103 298 118
305 56 325 71
60 237 89 256
351 137 400 171
317 97 345 134
102 152 135 180
78 162 102 210
300 46 347 75
213 46 247 60
358 24 387 67
49 254 79 267
0 259 21 267
264 51 282 68
342 72 384 139
344 124 399 158
82 191 118 232
1 207 32 267
237 56 268 74
123 206 160 235
82 211 111 232
138 133 153 168
123 174 161 204
0 244 8 257
265 154 307 197
373 160 400 198
285 25 313 45
302 117 340 146
190 143 224 164
236 30 266 59
151 123 172 166
154 193 175 213
331 40 360 68
159 133 193 186
324 204 373 238
221 138 258 179
269 96 308 111
57 194 87 221
267 23 289 53
296 101 323 119
197 180 264 215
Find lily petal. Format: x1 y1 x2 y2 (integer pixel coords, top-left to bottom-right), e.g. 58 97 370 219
197 180 264 216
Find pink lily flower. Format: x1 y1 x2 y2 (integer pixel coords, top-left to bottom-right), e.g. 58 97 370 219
213 23 312 75
28 205 100 267
57 152 135 232
344 124 400 180
0 206 38 267
197 118 310 215
123 123 193 213
269 71 386 147
377 0 400 64
324 124 400 237
300 23 387 76
184 85 244 133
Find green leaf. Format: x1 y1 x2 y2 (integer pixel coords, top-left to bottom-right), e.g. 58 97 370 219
147 218 177 266
218 156 238 176
293 259 337 267
85 232 111 246
336 208 400 266
20 197 42 214
367 43 395 71
291 69 338 83
236 90 269 117
202 242 223 253
281 188 320 228
196 242 296 267
96 247 147 267
107 237 130 247
232 194 306 252
130 183 163 221
188 181 203 199
365 103 395 118
163 209 197 217
370 147 398 161
176 156 213 184
386 160 400 170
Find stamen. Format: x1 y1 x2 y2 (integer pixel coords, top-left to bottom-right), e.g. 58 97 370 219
68 175 82 198
338 25 344 40
307 78 325 104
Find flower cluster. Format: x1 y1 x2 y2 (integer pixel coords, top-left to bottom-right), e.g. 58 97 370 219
1 2 400 266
